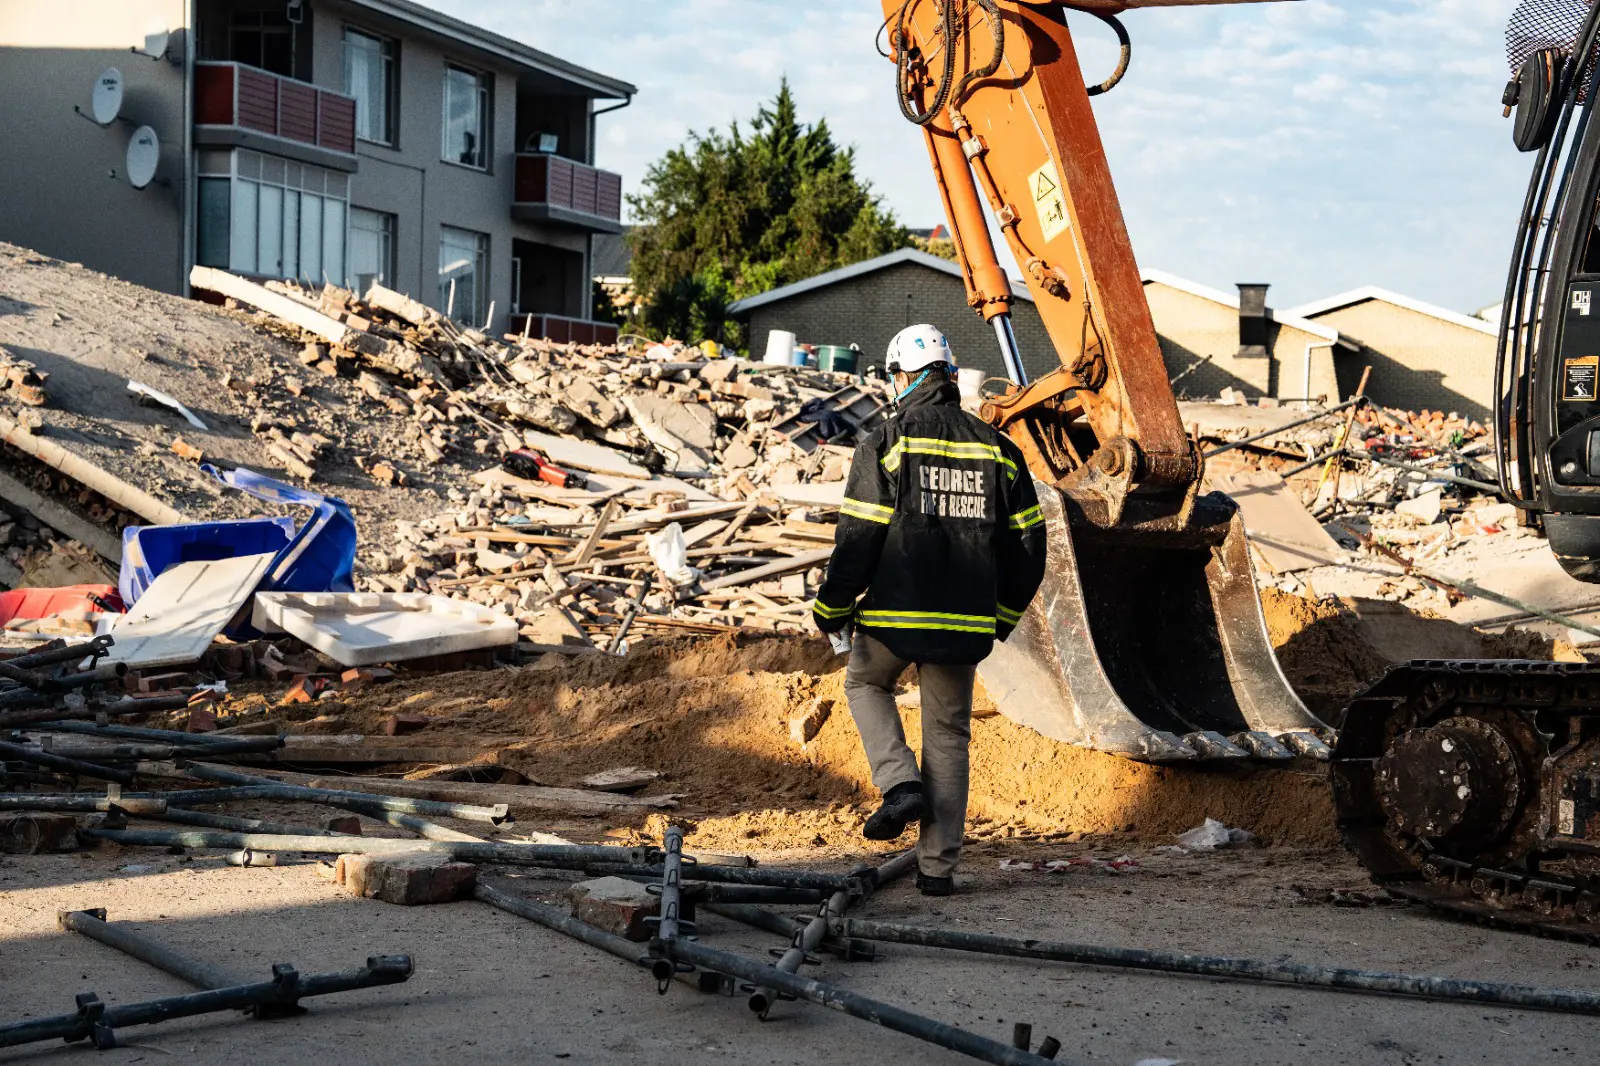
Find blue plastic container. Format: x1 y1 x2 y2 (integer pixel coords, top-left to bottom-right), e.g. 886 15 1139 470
118 468 357 622
120 517 296 606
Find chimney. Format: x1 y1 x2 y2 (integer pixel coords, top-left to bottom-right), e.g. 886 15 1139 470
1237 283 1270 359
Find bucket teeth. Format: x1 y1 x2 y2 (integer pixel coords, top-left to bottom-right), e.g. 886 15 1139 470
1279 731 1333 760
1134 730 1198 762
1229 731 1295 760
1183 731 1250 759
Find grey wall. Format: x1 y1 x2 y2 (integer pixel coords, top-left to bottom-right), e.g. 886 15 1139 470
312 0 590 331
740 261 1054 383
0 0 190 292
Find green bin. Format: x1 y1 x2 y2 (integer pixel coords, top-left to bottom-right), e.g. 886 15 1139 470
816 345 859 374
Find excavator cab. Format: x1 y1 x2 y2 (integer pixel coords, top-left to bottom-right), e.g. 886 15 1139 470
1499 0 1600 581
879 0 1329 763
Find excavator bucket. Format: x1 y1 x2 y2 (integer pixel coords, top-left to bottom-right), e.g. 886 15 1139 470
979 484 1331 764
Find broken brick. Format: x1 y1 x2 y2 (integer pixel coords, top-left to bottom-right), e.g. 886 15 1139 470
567 876 660 942
335 852 477 905
170 437 205 462
185 706 218 733
283 675 335 704
383 711 429 736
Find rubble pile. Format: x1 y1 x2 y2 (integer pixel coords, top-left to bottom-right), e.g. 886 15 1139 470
181 270 890 647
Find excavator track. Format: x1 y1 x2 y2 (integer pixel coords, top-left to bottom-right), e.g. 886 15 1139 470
1331 659 1600 941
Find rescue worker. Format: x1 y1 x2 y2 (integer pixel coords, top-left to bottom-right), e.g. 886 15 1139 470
812 324 1047 896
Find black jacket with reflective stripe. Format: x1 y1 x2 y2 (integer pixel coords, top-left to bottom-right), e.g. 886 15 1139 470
813 378 1048 666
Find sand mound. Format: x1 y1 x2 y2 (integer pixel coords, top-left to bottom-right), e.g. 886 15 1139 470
246 592 1567 854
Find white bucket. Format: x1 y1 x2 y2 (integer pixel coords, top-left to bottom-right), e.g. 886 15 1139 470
958 367 985 401
764 330 798 366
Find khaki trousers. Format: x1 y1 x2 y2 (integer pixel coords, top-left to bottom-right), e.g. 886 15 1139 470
843 632 976 878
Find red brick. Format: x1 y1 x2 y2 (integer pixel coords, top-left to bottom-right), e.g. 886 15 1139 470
383 712 430 737
0 812 80 854
335 853 477 905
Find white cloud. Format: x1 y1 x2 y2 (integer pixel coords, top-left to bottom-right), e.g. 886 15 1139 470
425 0 1532 310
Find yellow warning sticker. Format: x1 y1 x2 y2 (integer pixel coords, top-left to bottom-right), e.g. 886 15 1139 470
1564 355 1600 401
1030 160 1069 244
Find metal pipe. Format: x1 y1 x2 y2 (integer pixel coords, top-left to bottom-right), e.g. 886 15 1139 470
36 721 267 747
130 806 345 837
0 739 135 785
581 861 854 893
839 919 1600 1017
657 825 688 941
59 909 243 990
9 635 114 670
703 903 806 939
84 827 649 867
0 795 167 814
751 848 916 1016
681 884 826 906
0 955 413 1049
367 808 485 843
0 658 50 691
652 937 1063 1066
176 763 512 824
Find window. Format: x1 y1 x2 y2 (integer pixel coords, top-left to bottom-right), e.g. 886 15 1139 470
349 208 396 293
230 10 293 76
439 226 489 325
442 66 489 169
194 149 349 283
343 28 396 146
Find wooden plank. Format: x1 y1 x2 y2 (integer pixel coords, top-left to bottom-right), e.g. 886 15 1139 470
564 498 621 566
0 469 122 562
699 548 833 592
190 266 352 347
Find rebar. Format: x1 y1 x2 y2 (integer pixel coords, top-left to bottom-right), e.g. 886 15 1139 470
838 918 1600 1016
0 956 414 1049
652 937 1064 1066
59 908 243 990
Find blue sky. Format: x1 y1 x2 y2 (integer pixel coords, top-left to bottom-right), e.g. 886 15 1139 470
431 0 1526 313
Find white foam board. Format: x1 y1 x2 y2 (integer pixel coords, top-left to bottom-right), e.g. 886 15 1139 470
252 591 519 667
108 553 278 668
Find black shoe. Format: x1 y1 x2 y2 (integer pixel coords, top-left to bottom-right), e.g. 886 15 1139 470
916 872 954 897
863 783 924 841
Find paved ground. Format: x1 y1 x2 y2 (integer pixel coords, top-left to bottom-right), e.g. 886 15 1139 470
3 837 1597 1065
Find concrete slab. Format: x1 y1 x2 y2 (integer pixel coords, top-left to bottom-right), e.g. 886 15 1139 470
252 591 519 666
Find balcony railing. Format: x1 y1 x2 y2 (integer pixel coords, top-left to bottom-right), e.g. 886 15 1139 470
195 61 357 160
512 154 623 233
509 313 620 347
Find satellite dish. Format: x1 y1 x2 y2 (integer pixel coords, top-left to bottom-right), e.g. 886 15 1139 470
140 18 170 59
90 68 124 126
126 126 160 189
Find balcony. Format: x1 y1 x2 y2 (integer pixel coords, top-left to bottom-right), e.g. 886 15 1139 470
513 154 623 234
509 313 620 346
195 62 358 173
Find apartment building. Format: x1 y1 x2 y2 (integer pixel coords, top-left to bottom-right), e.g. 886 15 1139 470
0 0 633 343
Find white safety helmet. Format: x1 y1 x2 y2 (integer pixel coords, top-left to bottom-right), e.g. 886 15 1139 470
885 324 956 376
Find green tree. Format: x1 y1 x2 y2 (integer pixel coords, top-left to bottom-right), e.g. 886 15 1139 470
627 80 910 348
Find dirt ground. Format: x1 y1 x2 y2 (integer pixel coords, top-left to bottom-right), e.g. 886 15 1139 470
4 590 1594 1063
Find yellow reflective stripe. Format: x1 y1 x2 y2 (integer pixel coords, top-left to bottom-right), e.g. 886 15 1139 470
859 610 994 623
858 618 997 634
840 498 893 525
1009 505 1044 531
996 604 1024 625
881 438 1019 480
812 599 854 619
